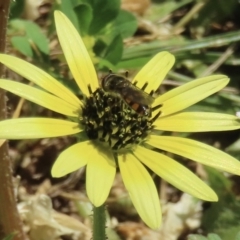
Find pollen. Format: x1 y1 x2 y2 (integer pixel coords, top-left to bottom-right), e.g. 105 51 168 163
80 88 154 151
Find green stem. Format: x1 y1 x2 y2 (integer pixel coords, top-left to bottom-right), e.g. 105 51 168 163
93 205 106 240
0 1 26 239
171 1 206 33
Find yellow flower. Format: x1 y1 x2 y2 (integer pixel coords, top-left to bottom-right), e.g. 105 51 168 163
0 11 240 229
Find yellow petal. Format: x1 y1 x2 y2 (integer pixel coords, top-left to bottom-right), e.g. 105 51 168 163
154 112 240 132
134 146 218 201
0 54 81 108
52 141 91 177
54 11 99 96
0 118 80 139
86 145 116 206
118 153 161 229
152 75 229 117
133 52 175 94
0 79 79 117
147 135 240 176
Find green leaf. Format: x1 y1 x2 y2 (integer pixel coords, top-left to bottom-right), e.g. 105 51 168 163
98 58 116 71
88 0 121 35
94 39 107 57
219 227 240 240
187 234 208 240
11 36 33 57
104 35 123 65
188 234 224 240
10 0 25 19
120 30 240 61
75 3 93 35
24 21 49 55
71 0 82 6
9 20 49 55
234 232 240 240
116 57 150 70
109 10 137 39
207 233 222 240
202 167 240 240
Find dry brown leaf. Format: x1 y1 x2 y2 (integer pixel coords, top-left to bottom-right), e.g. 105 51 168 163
18 194 91 240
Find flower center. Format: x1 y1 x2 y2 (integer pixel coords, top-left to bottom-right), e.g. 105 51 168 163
80 88 154 151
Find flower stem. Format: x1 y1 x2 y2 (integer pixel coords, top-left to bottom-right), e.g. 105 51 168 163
0 0 26 239
93 205 106 240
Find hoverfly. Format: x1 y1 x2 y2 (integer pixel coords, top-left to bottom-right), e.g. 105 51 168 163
101 73 155 116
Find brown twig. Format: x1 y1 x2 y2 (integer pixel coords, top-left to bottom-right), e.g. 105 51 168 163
0 1 26 239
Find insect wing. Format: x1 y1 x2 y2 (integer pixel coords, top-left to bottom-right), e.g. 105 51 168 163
121 83 155 105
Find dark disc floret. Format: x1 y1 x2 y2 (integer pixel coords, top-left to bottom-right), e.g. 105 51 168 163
80 88 154 151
